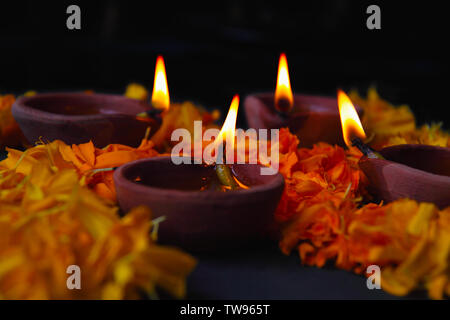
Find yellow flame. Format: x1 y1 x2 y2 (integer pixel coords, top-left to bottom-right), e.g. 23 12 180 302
337 89 366 147
151 56 170 110
214 95 239 152
275 53 294 112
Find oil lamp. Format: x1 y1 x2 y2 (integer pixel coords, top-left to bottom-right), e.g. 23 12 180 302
11 92 161 148
244 53 362 147
114 96 285 251
337 90 450 209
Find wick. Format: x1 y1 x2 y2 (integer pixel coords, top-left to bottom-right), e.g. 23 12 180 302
136 103 165 118
275 98 292 118
351 137 384 159
214 142 238 190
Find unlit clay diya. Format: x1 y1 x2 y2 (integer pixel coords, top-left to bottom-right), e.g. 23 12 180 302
244 54 362 147
12 93 161 148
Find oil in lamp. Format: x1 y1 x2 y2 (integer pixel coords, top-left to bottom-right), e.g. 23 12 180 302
337 90 450 209
244 53 362 147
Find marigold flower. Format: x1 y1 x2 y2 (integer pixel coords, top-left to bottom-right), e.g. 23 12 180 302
1 132 159 202
349 87 449 148
125 83 149 101
276 128 450 299
0 94 25 148
0 159 196 299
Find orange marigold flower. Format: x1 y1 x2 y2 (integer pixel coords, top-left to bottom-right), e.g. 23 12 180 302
0 94 25 148
276 128 449 299
1 131 159 201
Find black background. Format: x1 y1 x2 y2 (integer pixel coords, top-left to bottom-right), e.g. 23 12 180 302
0 0 448 128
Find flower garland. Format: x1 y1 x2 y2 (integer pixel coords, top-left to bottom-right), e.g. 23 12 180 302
1 85 448 299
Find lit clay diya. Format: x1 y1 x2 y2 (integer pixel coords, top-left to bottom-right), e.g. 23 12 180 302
113 156 285 252
12 93 161 147
337 89 450 209
244 92 363 148
359 144 450 209
244 54 362 147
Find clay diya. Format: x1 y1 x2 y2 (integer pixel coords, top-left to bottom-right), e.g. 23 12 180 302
337 89 450 209
12 93 161 148
359 144 450 209
244 53 362 147
114 156 284 251
114 95 284 251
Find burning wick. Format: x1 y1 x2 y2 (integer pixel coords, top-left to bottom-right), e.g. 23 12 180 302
212 95 246 191
337 89 384 159
137 108 164 119
215 146 239 190
274 53 294 113
349 137 383 159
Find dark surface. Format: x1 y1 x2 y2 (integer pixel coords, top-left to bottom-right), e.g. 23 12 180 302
187 242 424 300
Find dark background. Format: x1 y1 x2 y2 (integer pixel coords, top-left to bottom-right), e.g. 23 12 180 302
0 0 449 128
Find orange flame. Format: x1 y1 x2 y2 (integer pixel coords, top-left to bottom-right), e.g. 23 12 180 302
151 56 170 110
337 89 366 147
275 53 294 112
214 95 239 152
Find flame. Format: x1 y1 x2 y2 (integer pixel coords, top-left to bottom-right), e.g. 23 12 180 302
337 89 366 147
275 53 294 112
151 56 170 110
213 95 239 156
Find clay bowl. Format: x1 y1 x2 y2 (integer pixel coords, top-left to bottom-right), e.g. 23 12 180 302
12 93 161 148
359 144 450 209
114 156 285 252
244 92 363 148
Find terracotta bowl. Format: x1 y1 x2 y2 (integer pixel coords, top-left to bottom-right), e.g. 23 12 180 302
114 156 285 251
244 92 363 148
359 144 450 209
12 93 161 148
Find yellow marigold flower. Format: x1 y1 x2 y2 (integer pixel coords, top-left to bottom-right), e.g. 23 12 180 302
0 148 196 299
125 83 149 101
349 87 449 148
23 91 37 97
